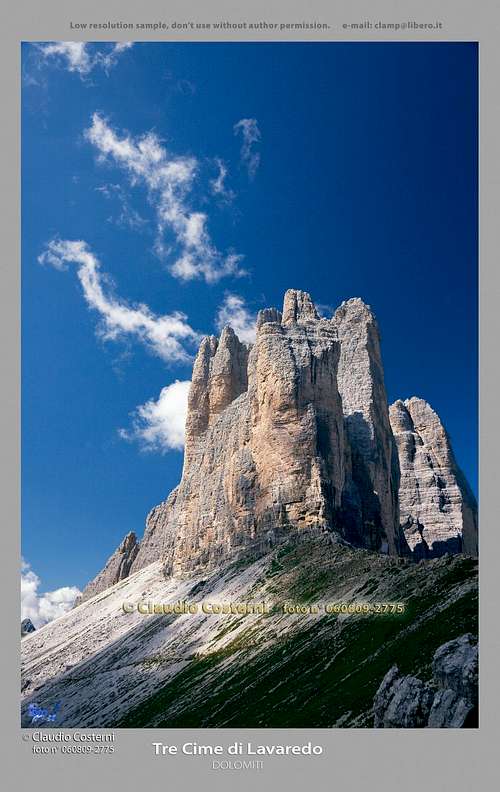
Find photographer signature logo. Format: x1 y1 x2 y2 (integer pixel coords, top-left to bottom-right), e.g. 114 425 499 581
27 702 61 724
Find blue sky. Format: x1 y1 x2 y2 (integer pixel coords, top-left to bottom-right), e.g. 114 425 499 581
22 41 478 602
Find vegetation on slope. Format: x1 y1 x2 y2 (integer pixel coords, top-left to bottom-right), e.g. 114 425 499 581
118 537 477 728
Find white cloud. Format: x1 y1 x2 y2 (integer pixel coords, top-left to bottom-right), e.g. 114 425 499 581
21 559 80 629
38 239 200 363
234 118 261 179
38 42 91 74
112 42 134 54
210 158 235 202
37 41 133 77
85 114 244 282
120 380 191 452
216 293 256 343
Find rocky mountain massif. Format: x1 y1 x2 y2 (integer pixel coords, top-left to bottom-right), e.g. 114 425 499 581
21 290 478 728
78 289 477 603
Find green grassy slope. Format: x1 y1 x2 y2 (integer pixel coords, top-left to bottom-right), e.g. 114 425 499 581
118 537 478 728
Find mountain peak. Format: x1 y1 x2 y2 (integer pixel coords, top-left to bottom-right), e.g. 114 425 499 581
282 289 319 324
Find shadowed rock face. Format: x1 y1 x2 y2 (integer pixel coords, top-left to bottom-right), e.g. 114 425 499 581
389 398 478 558
81 289 477 596
332 299 401 554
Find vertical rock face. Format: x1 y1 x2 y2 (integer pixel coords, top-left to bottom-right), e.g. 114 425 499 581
332 299 401 554
248 292 346 542
131 325 251 575
75 531 140 606
389 398 478 558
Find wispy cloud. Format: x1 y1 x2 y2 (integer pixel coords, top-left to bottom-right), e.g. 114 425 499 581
21 559 80 629
234 118 261 180
120 379 190 452
38 239 200 363
175 78 196 96
95 183 148 231
216 293 256 343
85 114 244 283
36 41 133 77
162 70 197 96
210 158 235 202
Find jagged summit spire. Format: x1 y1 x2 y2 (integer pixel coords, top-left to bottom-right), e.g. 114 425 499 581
403 396 433 411
282 289 319 324
185 324 249 449
333 297 376 326
256 306 282 329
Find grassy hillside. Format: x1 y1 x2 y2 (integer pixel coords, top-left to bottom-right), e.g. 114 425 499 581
118 537 477 728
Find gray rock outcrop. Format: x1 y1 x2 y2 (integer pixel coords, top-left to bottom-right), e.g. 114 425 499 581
373 666 435 727
431 632 478 709
389 398 478 558
21 618 36 637
374 634 478 728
